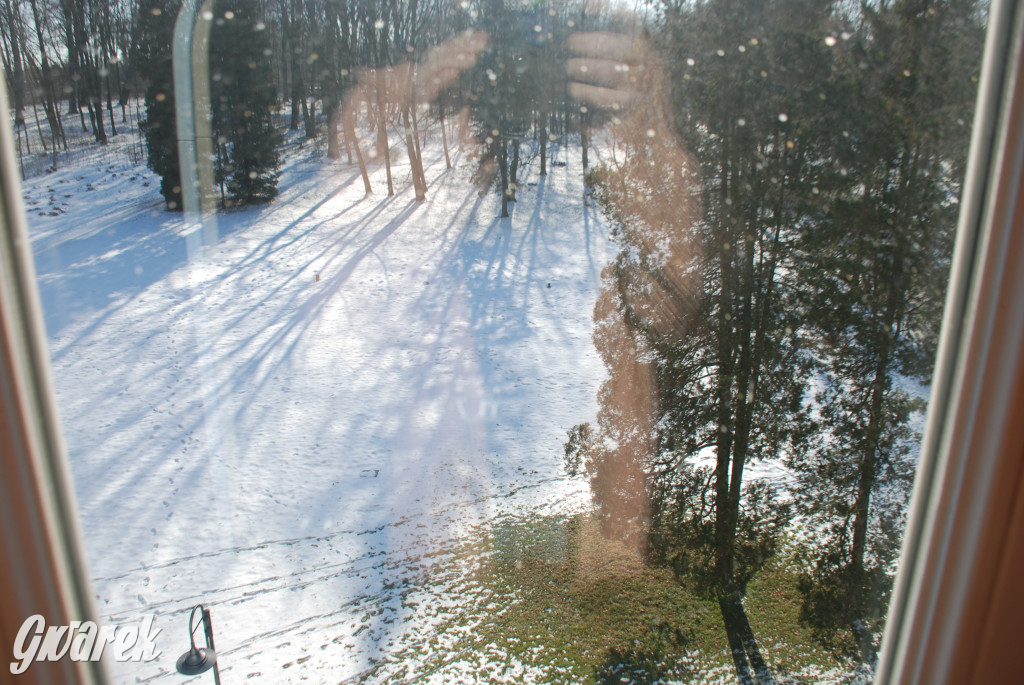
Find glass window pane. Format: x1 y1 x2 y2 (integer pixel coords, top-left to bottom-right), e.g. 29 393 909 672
15 0 989 681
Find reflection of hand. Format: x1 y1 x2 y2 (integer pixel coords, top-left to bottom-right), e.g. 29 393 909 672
343 30 488 111
566 32 647 111
565 31 677 152
567 32 698 341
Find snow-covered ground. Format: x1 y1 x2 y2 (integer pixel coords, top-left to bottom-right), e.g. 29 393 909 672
26 121 619 682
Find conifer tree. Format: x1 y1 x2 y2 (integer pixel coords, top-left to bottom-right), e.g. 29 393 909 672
788 0 985 661
134 0 183 210
209 0 282 204
574 0 837 678
466 0 550 217
642 0 835 596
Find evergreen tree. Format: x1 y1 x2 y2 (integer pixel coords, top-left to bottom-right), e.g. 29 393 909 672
209 0 282 205
574 0 838 678
789 0 986 661
134 0 183 210
466 0 554 217
642 0 836 597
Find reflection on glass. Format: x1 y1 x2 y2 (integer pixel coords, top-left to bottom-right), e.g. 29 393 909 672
14 0 986 681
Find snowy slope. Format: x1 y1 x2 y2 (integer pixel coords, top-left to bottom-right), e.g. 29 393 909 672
27 126 617 683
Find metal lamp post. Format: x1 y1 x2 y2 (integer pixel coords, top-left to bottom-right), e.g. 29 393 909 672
175 604 222 684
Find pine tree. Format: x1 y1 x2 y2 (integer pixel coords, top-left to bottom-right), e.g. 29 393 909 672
209 0 282 205
134 0 183 210
466 0 549 217
788 0 986 662
573 0 839 678
644 0 839 596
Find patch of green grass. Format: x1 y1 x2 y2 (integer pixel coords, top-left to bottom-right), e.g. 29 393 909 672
743 545 860 680
475 514 724 682
393 515 860 682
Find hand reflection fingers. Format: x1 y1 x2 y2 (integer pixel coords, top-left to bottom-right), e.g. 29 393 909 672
344 31 487 111
415 67 465 102
566 57 634 90
568 81 639 109
566 33 649 111
415 31 488 101
420 31 488 74
566 32 638 61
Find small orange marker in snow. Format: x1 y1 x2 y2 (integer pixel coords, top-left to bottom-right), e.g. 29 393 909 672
316 273 320 282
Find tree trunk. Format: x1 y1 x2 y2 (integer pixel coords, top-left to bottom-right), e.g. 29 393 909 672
509 138 519 202
847 244 902 665
499 139 509 218
439 108 451 169
327 104 341 160
581 110 589 171
31 100 48 153
375 69 394 196
28 0 65 154
402 106 425 200
2 0 27 129
106 72 117 136
343 105 372 194
540 110 547 176
302 95 315 139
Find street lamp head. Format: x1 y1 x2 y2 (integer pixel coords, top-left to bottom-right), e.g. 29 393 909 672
174 605 218 677
175 645 217 675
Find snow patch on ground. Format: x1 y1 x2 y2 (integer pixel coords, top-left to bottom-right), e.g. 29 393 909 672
28 124 615 682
